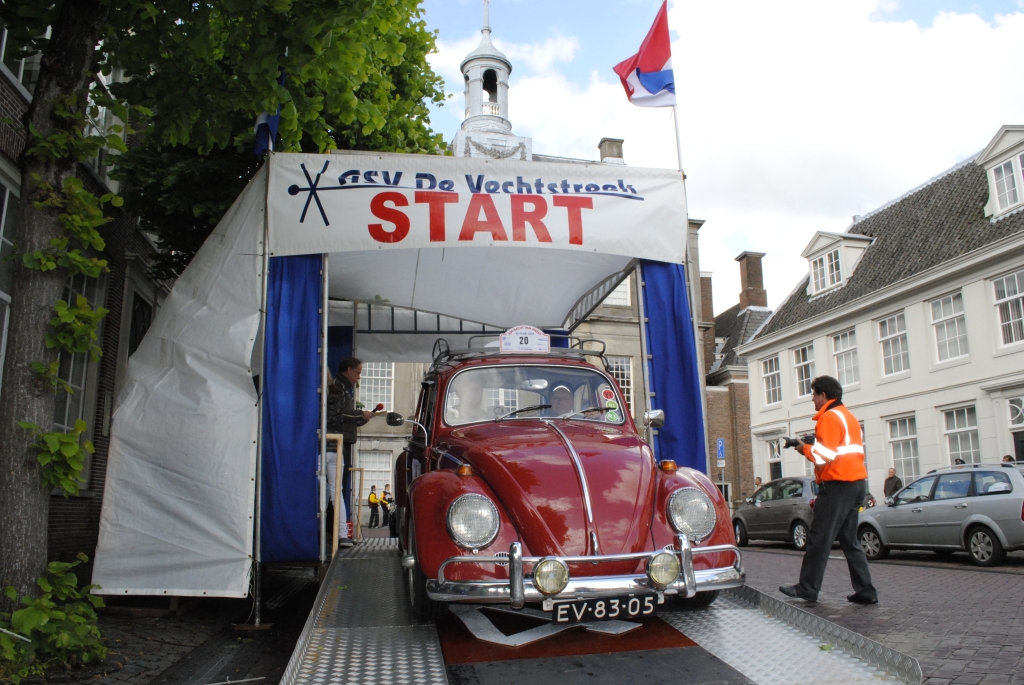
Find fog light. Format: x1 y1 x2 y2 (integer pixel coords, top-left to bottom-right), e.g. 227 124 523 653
532 558 570 595
647 551 681 588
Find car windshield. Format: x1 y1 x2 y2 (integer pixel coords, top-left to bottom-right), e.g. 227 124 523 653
443 365 627 426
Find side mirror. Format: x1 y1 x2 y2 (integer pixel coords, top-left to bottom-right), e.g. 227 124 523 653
643 409 665 429
884 496 895 507
386 412 405 427
744 497 753 505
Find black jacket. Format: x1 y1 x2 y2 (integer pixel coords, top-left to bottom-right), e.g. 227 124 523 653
326 379 365 444
883 475 903 498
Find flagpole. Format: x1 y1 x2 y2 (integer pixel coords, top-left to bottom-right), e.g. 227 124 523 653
671 105 685 174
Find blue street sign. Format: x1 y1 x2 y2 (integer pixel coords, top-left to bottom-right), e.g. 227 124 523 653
717 438 725 460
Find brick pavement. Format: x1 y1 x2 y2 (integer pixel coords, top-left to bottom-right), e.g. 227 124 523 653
741 545 1024 685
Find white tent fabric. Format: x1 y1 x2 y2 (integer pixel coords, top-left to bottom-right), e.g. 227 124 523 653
93 168 267 596
93 151 686 596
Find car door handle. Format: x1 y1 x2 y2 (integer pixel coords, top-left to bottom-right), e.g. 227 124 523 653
911 508 923 513
954 504 968 509
792 503 799 506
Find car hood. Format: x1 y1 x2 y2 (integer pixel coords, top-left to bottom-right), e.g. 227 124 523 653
441 420 656 557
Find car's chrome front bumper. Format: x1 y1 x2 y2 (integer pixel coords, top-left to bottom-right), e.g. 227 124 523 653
416 534 744 607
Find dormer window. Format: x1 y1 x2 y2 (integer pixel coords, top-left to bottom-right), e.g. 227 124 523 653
993 157 1021 211
978 125 1024 218
811 248 842 292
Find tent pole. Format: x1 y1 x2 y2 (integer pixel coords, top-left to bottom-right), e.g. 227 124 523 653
636 262 655 457
252 158 272 626
319 255 329 565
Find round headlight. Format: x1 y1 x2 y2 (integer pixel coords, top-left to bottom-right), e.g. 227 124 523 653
647 551 681 588
533 558 570 595
667 487 717 541
446 494 500 549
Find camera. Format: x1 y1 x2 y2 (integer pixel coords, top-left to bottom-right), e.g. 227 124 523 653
783 435 815 449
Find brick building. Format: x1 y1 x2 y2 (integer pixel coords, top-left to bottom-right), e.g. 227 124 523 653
0 25 166 564
702 252 772 509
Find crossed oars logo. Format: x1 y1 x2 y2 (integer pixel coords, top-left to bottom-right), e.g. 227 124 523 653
287 161 332 226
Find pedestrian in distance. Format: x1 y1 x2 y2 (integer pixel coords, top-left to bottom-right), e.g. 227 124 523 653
883 468 903 498
381 484 394 527
754 476 763 488
368 485 380 528
1002 455 1015 463
778 375 878 605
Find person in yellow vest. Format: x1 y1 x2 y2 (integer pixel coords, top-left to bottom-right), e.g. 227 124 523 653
368 485 381 528
778 376 878 605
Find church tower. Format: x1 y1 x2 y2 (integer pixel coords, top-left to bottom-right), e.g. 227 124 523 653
452 0 533 160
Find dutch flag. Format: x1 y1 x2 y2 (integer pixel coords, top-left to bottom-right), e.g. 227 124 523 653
613 1 676 108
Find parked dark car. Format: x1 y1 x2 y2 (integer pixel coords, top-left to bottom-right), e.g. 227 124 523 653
858 463 1024 567
733 477 817 551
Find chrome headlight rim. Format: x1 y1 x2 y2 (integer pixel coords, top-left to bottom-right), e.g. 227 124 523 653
667 486 717 542
646 551 681 589
446 493 500 550
532 557 570 595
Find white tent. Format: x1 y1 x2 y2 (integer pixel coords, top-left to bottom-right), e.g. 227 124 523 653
92 151 687 597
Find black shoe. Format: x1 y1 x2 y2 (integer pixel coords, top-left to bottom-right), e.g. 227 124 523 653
779 585 817 603
847 593 878 605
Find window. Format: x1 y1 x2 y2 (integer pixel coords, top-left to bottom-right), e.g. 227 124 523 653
358 362 394 412
127 292 153 358
606 355 633 412
888 416 920 481
793 344 814 397
933 473 972 501
811 248 842 292
752 482 775 503
767 438 782 480
357 449 394 512
895 476 935 505
0 186 17 395
715 482 731 503
974 471 1012 496
944 406 980 464
878 313 909 375
762 355 781 405
603 279 630 307
832 329 859 386
53 275 101 433
0 21 42 92
993 268 1024 345
931 293 968 361
993 159 1019 211
1009 397 1024 427
777 480 804 499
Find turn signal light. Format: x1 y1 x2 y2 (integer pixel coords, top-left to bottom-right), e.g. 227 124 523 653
659 460 678 472
457 464 473 477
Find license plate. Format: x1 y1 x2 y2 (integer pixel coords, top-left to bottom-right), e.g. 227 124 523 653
551 595 657 623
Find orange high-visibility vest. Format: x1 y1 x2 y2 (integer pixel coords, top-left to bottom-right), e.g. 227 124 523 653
801 399 867 482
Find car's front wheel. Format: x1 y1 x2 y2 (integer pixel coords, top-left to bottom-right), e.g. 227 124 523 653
406 516 449 620
859 526 889 560
734 520 749 547
967 526 1006 567
791 521 808 551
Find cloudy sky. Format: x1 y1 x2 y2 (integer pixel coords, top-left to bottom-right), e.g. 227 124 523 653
419 0 1024 315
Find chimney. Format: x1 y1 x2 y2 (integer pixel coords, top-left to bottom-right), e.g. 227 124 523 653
735 251 767 310
598 137 625 164
700 271 715 374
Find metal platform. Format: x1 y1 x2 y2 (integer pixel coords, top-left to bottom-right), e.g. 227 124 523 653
281 539 916 685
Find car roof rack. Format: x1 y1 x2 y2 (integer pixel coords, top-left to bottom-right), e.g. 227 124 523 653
925 462 1018 474
429 335 611 371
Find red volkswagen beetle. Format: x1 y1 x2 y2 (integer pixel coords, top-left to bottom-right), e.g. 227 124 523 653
390 345 744 621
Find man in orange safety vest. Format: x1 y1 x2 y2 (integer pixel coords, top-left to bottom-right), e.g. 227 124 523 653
779 375 877 605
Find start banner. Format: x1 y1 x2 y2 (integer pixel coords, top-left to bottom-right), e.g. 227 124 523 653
267 151 687 263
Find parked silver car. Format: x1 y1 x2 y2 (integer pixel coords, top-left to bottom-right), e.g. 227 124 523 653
858 463 1024 567
733 477 818 551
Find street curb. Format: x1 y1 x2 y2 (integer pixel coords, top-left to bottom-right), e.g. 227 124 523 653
727 586 923 684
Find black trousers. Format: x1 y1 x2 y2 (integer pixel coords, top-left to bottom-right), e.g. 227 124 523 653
798 479 877 600
381 503 390 526
369 504 379 528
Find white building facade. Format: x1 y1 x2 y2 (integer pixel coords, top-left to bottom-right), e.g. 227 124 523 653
738 126 1024 499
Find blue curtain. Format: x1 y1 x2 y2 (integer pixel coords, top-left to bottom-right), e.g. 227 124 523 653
327 326 353 377
260 255 322 562
640 260 706 472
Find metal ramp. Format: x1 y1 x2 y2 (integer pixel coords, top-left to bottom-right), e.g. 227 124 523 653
281 539 918 685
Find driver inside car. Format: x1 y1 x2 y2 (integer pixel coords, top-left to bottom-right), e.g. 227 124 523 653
549 385 574 416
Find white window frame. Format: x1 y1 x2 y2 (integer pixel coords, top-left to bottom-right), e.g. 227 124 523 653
1009 397 1024 429
761 355 781 406
603 278 630 307
358 361 394 412
887 415 920 481
767 438 783 479
943 406 981 465
993 267 1024 347
992 158 1021 212
878 312 909 376
832 328 859 387
931 292 969 362
810 247 843 293
792 344 814 398
606 355 633 413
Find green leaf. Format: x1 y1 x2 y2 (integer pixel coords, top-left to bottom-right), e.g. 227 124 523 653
11 607 48 634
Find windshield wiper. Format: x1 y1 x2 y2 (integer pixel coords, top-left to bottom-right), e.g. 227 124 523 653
559 406 614 419
496 404 551 421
